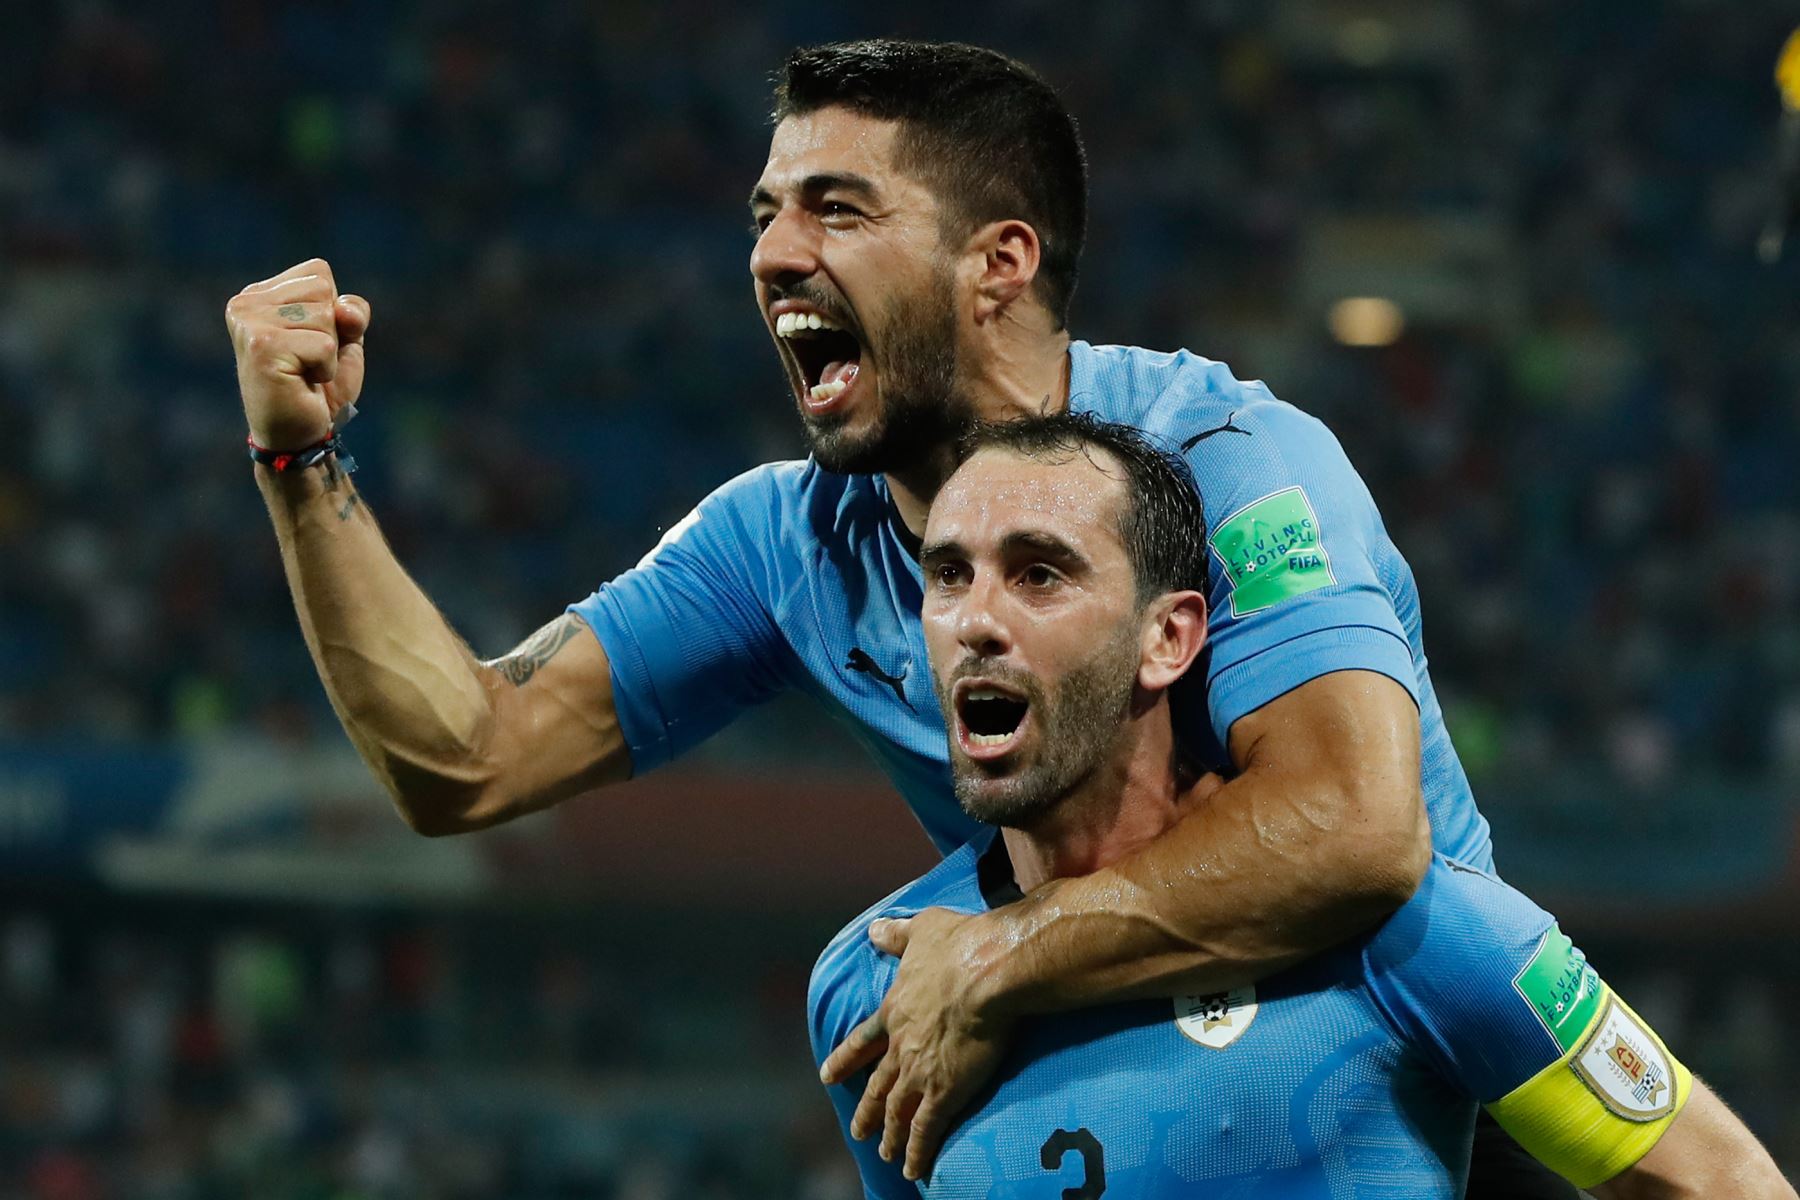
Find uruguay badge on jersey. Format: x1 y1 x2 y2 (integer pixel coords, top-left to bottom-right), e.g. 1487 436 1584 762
1173 985 1258 1049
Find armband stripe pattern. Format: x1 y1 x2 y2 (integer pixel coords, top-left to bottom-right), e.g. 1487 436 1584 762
1486 987 1692 1189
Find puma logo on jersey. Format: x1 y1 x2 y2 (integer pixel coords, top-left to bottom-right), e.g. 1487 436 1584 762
846 648 913 711
1182 413 1251 450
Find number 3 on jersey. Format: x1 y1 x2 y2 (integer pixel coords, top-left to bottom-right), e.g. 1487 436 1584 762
1039 1127 1105 1198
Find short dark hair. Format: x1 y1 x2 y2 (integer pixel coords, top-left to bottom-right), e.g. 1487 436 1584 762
772 39 1088 328
956 412 1208 604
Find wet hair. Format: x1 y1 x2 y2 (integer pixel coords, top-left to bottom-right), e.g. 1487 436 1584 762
956 412 1208 604
773 38 1088 328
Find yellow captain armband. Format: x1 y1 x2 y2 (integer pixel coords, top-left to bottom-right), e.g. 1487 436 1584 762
1487 985 1693 1189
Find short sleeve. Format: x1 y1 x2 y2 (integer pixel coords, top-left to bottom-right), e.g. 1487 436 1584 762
1188 396 1419 746
568 465 795 773
1365 859 1693 1189
808 926 917 1200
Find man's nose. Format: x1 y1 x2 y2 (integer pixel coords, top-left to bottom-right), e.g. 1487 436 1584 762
955 573 1013 659
750 207 819 288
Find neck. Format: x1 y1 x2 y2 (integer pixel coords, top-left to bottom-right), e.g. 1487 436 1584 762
886 325 1073 538
1000 699 1185 893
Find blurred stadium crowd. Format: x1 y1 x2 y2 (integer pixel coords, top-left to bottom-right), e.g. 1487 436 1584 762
0 899 855 1200
2 0 1798 1196
0 897 1791 1198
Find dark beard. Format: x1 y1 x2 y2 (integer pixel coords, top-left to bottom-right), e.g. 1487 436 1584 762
802 266 974 476
947 623 1141 829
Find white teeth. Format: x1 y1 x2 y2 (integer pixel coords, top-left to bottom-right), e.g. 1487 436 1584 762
808 378 849 403
775 310 846 338
963 688 1025 748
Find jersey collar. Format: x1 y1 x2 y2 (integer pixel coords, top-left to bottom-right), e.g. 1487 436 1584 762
1066 339 1098 414
974 827 1025 910
881 481 925 561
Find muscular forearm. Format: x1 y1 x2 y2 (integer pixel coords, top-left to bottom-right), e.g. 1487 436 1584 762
967 763 1429 1014
230 262 515 829
258 460 552 832
231 262 626 833
1592 1082 1797 1200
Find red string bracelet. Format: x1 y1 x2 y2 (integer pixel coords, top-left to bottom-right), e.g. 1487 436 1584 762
247 431 356 474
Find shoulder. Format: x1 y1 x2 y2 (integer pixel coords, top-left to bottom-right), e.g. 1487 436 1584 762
718 457 892 542
692 458 839 523
1074 342 1352 500
807 840 989 1053
637 457 876 568
1365 856 1556 984
1076 342 1326 440
1360 856 1574 1098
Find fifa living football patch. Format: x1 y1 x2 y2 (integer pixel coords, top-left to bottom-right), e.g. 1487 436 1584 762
1511 926 1605 1053
1208 487 1335 616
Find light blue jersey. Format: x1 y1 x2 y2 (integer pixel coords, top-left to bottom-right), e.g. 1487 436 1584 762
572 341 1492 868
810 846 1681 1198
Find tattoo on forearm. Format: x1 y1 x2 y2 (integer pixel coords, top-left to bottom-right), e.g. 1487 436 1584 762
278 303 307 321
491 617 582 687
318 457 359 519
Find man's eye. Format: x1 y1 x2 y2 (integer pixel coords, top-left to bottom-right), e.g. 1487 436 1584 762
1021 564 1059 588
750 213 773 235
935 563 968 588
821 201 860 222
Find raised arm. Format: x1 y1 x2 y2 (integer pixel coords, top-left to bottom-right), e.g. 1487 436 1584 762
230 260 630 835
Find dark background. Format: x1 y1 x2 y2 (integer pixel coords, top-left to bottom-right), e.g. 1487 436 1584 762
1 1 1797 1195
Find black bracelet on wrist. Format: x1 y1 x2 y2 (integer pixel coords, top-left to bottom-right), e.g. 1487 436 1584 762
247 431 357 475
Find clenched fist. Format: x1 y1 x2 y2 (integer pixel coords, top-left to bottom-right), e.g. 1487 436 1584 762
225 258 371 452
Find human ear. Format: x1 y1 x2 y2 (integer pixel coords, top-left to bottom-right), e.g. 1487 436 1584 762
969 219 1042 320
1137 590 1208 692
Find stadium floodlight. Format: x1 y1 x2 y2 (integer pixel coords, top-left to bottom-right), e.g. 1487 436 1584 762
1327 296 1405 348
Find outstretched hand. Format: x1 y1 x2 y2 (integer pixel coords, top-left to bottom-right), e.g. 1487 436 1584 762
820 908 1014 1182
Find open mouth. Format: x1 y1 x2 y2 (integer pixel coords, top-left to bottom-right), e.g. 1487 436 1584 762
774 309 865 412
954 680 1032 759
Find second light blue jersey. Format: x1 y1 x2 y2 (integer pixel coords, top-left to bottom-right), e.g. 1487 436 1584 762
571 341 1492 867
809 845 1686 1198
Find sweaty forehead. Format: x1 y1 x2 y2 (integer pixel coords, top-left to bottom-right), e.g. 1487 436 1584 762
759 109 908 196
929 448 1130 553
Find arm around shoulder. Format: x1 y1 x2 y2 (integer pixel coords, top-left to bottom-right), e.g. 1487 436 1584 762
968 668 1430 1013
1221 667 1432 914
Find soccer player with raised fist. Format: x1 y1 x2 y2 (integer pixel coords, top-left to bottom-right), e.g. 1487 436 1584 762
224 40 1718 1197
